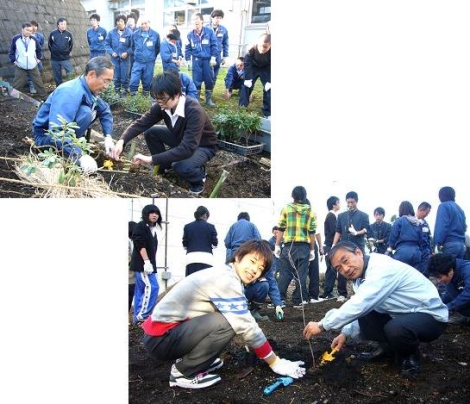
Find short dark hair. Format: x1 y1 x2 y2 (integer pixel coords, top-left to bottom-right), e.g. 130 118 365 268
167 28 180 41
57 17 67 25
428 253 456 277
292 186 307 203
116 14 127 24
142 204 162 228
211 9 224 18
346 191 358 202
327 241 361 269
327 196 339 210
194 206 209 220
418 201 432 211
30 20 39 28
89 13 100 21
22 22 32 29
230 239 273 276
238 212 250 221
439 186 456 202
398 201 415 217
374 207 385 216
85 56 114 76
150 70 182 99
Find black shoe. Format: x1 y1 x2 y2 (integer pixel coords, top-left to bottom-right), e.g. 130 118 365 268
448 312 470 325
358 345 392 362
188 168 207 196
400 352 421 377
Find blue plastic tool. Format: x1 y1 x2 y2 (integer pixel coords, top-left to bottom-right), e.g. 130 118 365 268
263 376 294 395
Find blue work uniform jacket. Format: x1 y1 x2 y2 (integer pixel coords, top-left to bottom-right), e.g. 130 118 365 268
105 27 133 57
131 28 160 63
185 26 218 60
87 26 107 54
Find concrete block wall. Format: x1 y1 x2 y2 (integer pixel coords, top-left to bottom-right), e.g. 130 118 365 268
0 0 91 85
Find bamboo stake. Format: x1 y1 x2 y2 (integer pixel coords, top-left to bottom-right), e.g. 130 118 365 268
209 169 229 198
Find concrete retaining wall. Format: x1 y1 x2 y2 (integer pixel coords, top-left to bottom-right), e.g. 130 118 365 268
0 0 91 85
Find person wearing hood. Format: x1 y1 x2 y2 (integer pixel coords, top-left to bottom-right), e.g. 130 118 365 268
332 191 370 303
386 201 422 270
130 204 162 325
275 186 317 308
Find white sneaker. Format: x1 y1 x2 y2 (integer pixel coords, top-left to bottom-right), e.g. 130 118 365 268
337 296 347 303
293 301 309 309
169 364 221 389
309 298 324 304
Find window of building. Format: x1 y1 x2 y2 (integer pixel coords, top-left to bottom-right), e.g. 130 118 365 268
251 0 271 24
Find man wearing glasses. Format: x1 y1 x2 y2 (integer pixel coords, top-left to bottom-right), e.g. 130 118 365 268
32 56 115 173
112 69 218 195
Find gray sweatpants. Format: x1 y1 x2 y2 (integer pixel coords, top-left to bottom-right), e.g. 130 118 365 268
143 312 235 377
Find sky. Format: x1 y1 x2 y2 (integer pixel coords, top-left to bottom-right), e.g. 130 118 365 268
3 2 470 402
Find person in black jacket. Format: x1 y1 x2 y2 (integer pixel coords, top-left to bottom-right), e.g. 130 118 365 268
48 17 73 86
112 70 218 195
130 204 162 325
183 206 218 276
239 33 271 118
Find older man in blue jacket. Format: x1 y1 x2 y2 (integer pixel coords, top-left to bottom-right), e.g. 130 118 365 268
32 56 114 173
304 241 448 378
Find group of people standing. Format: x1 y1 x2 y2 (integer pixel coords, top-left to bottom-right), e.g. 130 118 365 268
128 184 469 390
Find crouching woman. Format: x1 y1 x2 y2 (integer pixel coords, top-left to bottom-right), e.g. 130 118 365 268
142 239 306 389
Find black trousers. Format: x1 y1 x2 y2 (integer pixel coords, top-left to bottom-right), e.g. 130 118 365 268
143 312 235 377
358 310 447 359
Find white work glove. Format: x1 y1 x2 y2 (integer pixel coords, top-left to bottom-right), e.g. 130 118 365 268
79 154 98 174
104 135 114 155
209 56 217 66
275 306 284 321
309 249 315 261
264 82 271 91
274 245 281 258
212 244 217 249
143 260 153 274
270 357 306 379
244 79 253 88
348 224 358 236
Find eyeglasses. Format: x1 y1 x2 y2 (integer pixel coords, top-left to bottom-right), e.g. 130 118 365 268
98 76 113 85
156 96 173 105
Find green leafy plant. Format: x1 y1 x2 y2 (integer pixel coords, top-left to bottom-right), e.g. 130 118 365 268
122 92 152 113
212 107 262 145
100 82 121 106
20 115 94 187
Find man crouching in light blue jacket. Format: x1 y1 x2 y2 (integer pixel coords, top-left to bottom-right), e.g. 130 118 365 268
303 241 448 378
32 56 114 173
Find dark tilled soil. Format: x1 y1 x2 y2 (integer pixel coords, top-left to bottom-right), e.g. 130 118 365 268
0 96 270 198
129 299 470 404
